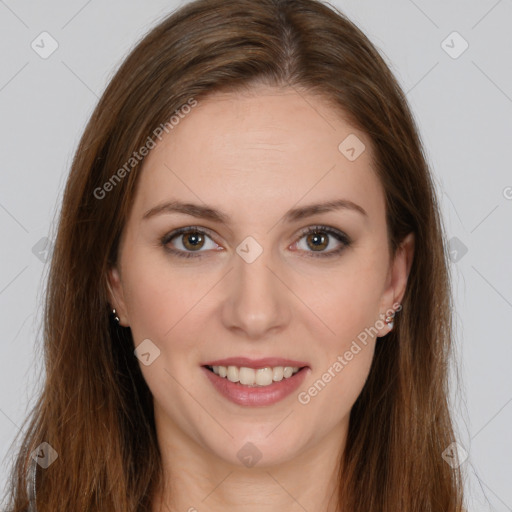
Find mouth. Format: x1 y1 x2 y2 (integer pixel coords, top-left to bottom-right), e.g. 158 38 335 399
203 364 307 387
201 360 310 407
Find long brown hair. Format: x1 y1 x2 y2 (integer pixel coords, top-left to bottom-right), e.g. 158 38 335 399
2 0 465 510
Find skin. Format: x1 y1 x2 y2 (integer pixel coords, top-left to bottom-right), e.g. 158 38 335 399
107 84 414 512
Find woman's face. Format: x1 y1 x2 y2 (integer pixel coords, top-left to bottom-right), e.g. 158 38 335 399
108 85 413 469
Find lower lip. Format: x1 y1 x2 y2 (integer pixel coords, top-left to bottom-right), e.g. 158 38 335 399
201 366 309 407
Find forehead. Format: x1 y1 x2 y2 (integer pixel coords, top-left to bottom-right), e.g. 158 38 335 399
131 86 385 227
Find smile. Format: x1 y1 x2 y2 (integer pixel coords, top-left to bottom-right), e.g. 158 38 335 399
201 364 310 407
205 364 302 387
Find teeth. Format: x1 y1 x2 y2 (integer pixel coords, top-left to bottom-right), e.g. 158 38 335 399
227 365 239 383
239 367 255 385
273 367 284 381
255 367 273 386
210 365 301 387
283 367 293 378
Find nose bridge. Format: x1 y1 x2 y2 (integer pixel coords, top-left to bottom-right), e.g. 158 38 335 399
221 240 290 337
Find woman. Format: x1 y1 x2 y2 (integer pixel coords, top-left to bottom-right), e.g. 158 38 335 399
3 0 466 510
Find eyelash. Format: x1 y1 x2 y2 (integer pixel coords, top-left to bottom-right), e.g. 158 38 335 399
160 225 351 259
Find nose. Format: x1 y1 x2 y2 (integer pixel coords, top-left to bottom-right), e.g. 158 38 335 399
220 245 292 340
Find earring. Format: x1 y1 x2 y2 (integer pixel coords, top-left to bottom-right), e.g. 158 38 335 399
385 310 397 330
112 308 120 323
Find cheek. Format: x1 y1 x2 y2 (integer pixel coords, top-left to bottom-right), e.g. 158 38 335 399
341 250 387 328
294 260 385 345
122 252 219 353
121 250 182 340
292 252 384 408
298 320 376 425
312 347 375 426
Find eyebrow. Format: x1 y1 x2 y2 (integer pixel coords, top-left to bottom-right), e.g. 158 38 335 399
142 198 368 223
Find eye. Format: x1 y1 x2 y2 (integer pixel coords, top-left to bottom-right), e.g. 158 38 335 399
292 225 351 257
161 224 351 259
161 226 220 258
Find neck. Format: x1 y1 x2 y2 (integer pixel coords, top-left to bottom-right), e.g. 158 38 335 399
152 415 347 512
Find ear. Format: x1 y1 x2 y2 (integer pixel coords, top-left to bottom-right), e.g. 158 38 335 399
106 265 130 327
376 232 415 337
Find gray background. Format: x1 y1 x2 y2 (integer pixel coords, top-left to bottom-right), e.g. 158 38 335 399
0 0 511 510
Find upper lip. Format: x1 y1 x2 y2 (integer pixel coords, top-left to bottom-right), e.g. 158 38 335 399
202 357 309 369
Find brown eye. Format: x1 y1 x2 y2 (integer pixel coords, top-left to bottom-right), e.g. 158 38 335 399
293 226 351 258
181 231 205 251
161 227 219 258
305 231 329 251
